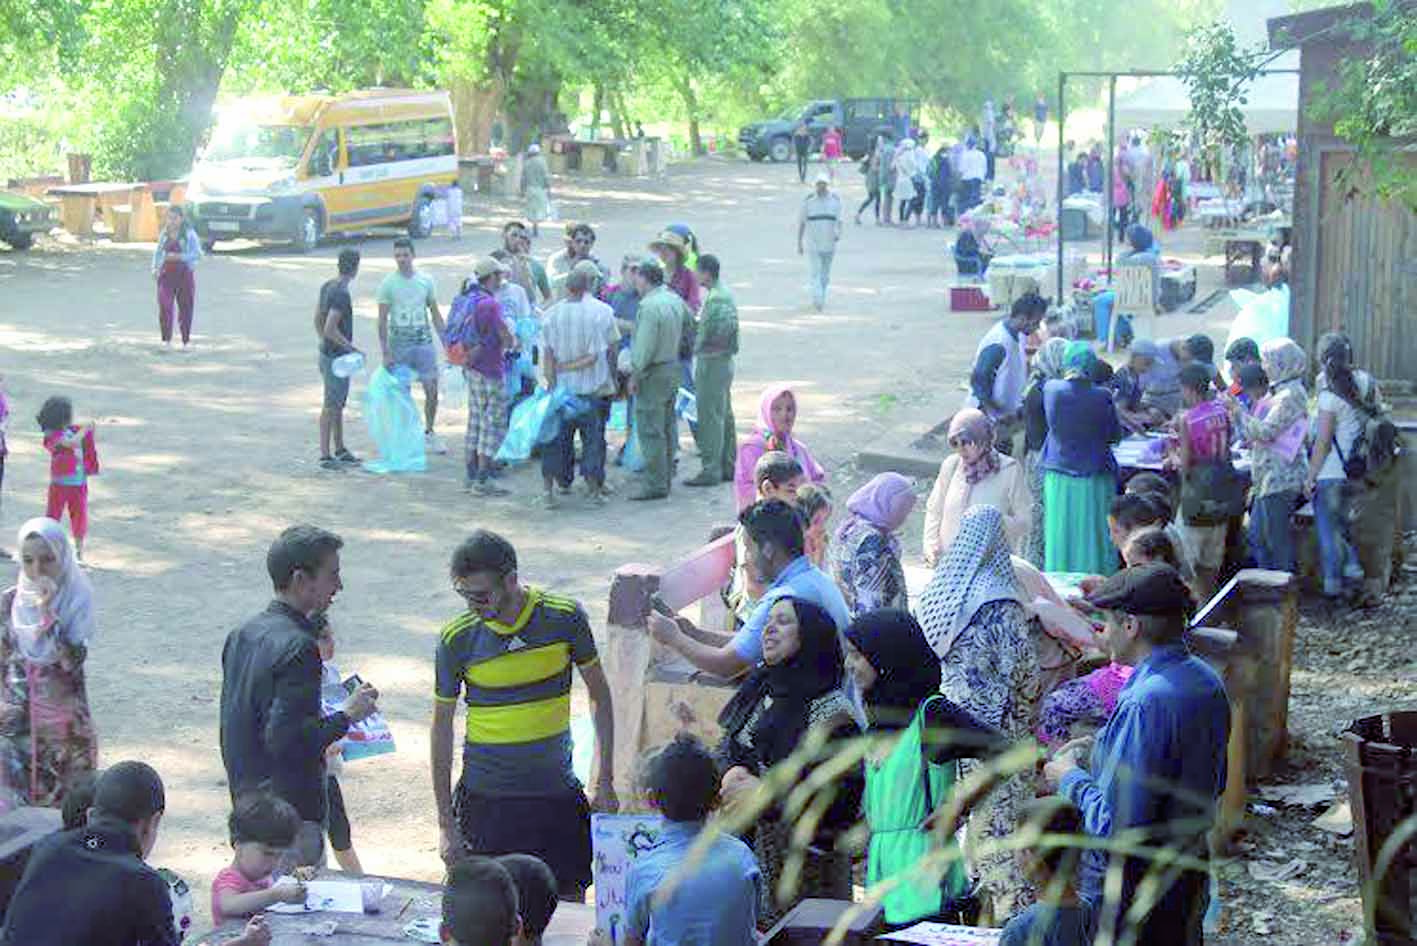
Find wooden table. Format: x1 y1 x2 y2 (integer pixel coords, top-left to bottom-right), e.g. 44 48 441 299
47 182 141 237
192 875 595 945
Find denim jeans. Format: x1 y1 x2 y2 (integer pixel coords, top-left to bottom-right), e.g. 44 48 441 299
1248 489 1299 573
542 396 609 486
807 250 835 308
1314 478 1361 595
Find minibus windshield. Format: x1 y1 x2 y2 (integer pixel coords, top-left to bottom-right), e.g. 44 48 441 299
204 122 309 163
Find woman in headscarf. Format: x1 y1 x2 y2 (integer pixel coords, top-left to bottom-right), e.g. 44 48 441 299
1 518 99 810
830 473 916 616
1042 341 1123 574
844 609 1004 927
1020 337 1069 567
520 143 551 237
1228 337 1310 572
918 505 1040 922
733 385 826 511
922 409 1028 566
717 597 864 926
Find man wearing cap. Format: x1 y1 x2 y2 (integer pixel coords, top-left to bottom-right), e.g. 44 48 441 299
798 172 842 311
448 257 516 495
1043 562 1230 946
3 761 206 946
540 259 620 505
628 256 689 500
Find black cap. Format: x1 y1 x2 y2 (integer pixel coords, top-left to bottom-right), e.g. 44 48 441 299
94 761 166 822
1085 562 1193 616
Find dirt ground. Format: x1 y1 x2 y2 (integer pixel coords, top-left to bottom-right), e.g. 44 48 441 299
0 153 1312 936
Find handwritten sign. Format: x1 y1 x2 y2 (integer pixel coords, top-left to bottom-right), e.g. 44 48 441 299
878 921 1003 946
591 813 667 946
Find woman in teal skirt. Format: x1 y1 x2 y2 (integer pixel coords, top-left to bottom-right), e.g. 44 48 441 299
1041 342 1123 573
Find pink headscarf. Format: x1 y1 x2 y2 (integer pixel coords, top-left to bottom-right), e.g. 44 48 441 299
948 409 1001 484
734 384 826 511
841 473 916 535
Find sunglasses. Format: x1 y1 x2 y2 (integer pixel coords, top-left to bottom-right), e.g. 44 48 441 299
949 435 977 449
452 576 498 606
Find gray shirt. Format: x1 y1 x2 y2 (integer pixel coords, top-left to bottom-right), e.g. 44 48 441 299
799 192 843 253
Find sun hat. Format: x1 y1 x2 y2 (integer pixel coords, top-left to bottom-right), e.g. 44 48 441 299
648 229 688 254
473 256 512 280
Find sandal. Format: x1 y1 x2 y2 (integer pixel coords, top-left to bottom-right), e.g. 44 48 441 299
319 456 341 471
335 448 360 464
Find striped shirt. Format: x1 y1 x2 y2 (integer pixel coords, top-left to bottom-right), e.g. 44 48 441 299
542 295 620 395
435 587 599 794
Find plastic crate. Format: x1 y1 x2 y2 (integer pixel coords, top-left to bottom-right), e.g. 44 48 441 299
949 284 992 312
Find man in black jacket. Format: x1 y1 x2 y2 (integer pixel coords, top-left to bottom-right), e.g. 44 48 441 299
220 525 379 867
4 762 176 945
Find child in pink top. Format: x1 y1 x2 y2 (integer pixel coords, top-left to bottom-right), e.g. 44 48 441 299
211 794 308 925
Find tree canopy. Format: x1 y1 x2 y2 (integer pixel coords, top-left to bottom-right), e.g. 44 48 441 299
0 0 1216 180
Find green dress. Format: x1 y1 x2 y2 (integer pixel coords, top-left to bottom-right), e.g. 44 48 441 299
864 695 969 926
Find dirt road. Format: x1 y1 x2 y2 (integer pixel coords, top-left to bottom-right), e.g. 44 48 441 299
0 155 1237 921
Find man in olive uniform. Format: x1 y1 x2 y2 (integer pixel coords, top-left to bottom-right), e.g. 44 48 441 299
684 253 738 487
629 256 690 501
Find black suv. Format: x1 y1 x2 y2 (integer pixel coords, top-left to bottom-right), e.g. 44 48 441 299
738 98 920 163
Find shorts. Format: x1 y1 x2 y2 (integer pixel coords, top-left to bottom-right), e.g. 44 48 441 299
326 776 352 852
390 340 439 384
319 353 350 409
1182 522 1227 569
453 781 592 897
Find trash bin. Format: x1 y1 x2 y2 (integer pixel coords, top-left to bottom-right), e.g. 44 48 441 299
1343 710 1417 946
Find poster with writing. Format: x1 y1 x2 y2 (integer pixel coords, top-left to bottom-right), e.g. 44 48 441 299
591 813 667 946
878 922 1003 946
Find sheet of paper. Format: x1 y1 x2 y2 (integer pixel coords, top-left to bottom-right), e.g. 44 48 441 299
878 922 1003 946
266 880 366 914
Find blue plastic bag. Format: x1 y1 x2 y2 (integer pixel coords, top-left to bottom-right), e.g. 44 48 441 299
363 366 427 473
608 400 628 432
496 387 571 463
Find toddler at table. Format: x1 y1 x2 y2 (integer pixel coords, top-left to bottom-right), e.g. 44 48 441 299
211 793 307 925
442 857 520 946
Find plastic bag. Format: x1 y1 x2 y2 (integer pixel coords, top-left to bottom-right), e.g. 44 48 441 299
363 366 427 473
1224 284 1290 382
621 416 645 472
674 387 698 424
608 400 628 432
441 363 467 409
496 387 570 463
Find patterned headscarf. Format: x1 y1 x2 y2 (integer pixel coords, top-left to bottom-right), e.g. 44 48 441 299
1062 340 1098 380
1261 337 1308 387
917 505 1022 660
948 409 1001 484
1033 336 1070 381
10 517 97 665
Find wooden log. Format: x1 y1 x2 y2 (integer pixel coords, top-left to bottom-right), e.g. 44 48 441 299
1233 569 1298 778
128 185 159 242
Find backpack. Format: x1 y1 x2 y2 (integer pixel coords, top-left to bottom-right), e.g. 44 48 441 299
444 283 495 367
1332 379 1401 482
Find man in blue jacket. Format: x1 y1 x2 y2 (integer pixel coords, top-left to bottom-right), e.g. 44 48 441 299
1044 563 1230 946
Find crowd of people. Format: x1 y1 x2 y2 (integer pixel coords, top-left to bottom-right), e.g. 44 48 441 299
0 123 1402 946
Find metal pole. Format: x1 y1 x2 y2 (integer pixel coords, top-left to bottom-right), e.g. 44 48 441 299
1056 71 1066 303
1105 75 1117 284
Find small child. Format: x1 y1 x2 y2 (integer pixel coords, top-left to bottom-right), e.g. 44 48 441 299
442 857 520 946
794 482 833 569
211 793 307 925
999 798 1092 946
37 396 98 561
316 617 364 875
623 734 761 946
445 181 464 240
497 854 558 946
61 769 100 830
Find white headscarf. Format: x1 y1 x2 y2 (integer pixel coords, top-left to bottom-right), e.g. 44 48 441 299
917 504 1022 659
9 518 96 664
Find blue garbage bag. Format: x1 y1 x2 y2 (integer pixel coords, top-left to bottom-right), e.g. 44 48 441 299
622 416 645 472
497 387 571 463
608 400 628 432
363 366 427 473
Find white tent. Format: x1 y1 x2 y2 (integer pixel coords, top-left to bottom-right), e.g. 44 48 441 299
1113 57 1299 135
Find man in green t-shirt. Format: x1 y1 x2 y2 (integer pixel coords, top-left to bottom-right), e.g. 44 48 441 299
376 237 447 454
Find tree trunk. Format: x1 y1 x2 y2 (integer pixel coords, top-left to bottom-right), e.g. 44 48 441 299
675 75 703 155
591 82 604 139
149 0 243 179
609 88 628 140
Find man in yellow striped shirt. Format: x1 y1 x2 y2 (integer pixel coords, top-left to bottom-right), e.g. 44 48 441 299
431 530 617 899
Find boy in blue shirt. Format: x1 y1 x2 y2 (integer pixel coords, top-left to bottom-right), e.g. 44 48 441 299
999 798 1093 946
624 735 761 946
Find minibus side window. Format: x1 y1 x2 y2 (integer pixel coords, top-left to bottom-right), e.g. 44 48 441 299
307 129 339 177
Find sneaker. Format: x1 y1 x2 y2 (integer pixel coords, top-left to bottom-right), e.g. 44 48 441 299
318 456 341 471
473 480 509 497
425 432 449 455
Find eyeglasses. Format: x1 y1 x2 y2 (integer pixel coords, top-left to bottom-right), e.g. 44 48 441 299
452 576 498 607
949 435 976 449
